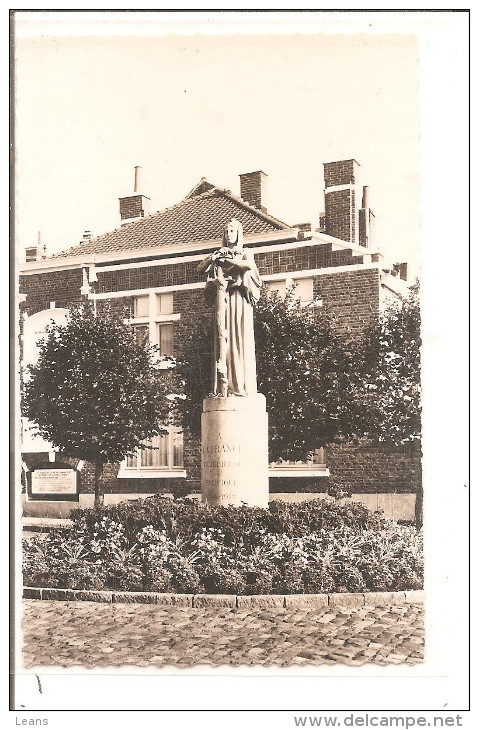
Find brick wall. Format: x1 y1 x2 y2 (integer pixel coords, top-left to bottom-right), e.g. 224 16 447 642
20 268 83 316
328 440 421 495
313 268 380 336
324 188 356 242
94 244 366 294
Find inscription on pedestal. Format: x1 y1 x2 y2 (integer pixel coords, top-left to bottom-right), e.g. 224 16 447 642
201 395 269 508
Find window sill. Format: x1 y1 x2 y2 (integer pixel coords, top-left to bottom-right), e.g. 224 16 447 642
117 469 187 479
268 467 330 478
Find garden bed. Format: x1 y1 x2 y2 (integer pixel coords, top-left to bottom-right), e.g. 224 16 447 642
23 495 423 595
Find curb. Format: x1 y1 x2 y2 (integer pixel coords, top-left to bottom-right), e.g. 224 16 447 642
23 587 424 608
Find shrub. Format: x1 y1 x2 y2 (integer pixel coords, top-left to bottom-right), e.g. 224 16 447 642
25 497 423 594
71 494 389 548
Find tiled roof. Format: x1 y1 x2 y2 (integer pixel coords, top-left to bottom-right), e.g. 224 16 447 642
53 183 291 259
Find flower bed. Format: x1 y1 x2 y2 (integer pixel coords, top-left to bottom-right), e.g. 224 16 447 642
23 495 423 595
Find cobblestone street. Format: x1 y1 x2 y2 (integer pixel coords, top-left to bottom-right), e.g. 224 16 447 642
22 599 424 668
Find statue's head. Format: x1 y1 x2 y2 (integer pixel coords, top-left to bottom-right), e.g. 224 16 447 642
222 218 244 249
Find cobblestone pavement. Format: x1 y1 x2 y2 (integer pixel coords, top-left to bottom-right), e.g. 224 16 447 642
22 599 424 668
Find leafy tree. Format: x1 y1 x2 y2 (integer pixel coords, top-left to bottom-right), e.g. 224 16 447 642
254 290 366 461
177 282 422 523
357 282 422 525
359 282 421 443
177 287 364 461
22 304 179 509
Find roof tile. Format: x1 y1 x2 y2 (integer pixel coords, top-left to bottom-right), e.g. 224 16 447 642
53 184 290 259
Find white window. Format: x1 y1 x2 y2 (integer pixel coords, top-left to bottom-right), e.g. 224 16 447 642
133 323 149 347
156 292 173 315
269 448 329 477
134 294 150 318
157 323 174 357
294 277 314 306
267 280 287 298
130 291 180 357
126 429 184 470
119 290 185 479
266 276 317 307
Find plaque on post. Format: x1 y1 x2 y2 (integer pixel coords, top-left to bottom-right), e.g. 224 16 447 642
27 464 79 501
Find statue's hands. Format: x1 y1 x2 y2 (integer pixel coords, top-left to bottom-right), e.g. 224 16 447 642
213 247 235 262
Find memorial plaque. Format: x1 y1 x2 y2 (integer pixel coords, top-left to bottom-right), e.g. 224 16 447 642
31 468 78 496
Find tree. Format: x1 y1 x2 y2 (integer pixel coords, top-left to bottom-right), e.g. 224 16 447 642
177 287 364 461
357 282 422 525
177 282 422 523
359 282 421 444
22 304 179 509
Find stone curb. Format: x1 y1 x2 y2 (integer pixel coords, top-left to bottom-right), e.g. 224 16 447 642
23 587 424 607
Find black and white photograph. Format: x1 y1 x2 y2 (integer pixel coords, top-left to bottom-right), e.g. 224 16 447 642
11 9 470 724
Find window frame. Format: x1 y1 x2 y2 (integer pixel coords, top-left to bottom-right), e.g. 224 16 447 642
129 291 180 356
118 427 186 479
265 275 321 308
119 291 185 478
269 448 329 477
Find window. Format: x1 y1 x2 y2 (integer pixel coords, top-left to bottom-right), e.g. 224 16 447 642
133 324 149 346
294 277 314 306
156 293 173 315
130 291 180 356
120 428 186 478
158 323 174 357
134 294 149 318
269 448 329 477
266 277 316 307
120 291 184 479
267 280 287 298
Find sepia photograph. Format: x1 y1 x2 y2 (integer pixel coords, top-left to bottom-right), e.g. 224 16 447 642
11 9 469 722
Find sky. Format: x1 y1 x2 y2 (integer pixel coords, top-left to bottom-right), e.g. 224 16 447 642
14 14 420 275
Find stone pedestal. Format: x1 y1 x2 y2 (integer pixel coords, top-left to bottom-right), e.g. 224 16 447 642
201 393 269 508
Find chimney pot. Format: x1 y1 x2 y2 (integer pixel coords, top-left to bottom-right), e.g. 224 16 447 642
362 185 370 208
134 165 141 193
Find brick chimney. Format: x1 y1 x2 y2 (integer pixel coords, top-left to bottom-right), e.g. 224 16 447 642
358 185 375 249
119 166 151 224
393 262 408 281
239 170 268 212
323 159 360 243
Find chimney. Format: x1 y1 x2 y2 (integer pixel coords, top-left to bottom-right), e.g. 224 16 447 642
119 166 151 224
293 222 312 240
323 159 360 243
239 171 268 212
358 185 375 248
393 262 408 281
82 230 92 241
25 231 47 262
25 247 38 263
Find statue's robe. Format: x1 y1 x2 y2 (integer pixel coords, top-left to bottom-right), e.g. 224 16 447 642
206 248 261 396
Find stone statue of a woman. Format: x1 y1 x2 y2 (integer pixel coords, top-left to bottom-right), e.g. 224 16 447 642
198 218 262 398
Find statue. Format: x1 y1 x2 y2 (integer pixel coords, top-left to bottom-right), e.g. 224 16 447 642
198 218 262 398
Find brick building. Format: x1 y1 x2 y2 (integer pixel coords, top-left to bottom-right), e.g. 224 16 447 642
19 159 420 519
